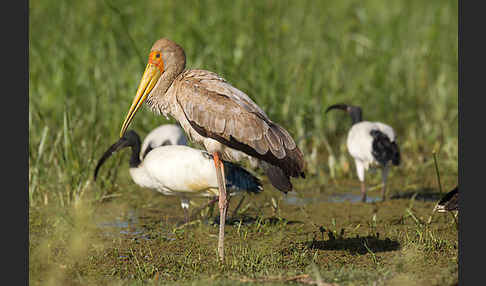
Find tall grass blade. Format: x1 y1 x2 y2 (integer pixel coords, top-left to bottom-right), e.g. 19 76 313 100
432 150 443 193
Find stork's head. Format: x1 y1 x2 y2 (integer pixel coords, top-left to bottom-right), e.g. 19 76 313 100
325 103 363 125
120 38 186 137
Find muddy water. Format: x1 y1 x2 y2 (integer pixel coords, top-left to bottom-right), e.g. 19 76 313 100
94 192 373 241
96 208 177 242
282 191 381 205
93 180 446 242
97 209 143 237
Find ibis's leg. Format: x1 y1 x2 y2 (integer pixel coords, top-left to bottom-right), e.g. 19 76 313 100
189 197 219 221
231 195 246 219
381 165 389 201
360 182 367 202
213 152 227 261
355 160 367 202
208 196 217 218
181 198 190 223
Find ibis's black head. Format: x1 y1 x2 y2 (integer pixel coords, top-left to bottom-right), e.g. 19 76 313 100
325 103 363 125
94 130 142 181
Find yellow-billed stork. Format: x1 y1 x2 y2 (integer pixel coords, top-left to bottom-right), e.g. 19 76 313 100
118 38 305 260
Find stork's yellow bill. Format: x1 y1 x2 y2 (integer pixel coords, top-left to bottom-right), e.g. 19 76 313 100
120 51 164 137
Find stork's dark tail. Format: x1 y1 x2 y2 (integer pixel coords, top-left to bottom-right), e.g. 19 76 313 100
259 161 292 193
434 186 459 213
223 161 263 194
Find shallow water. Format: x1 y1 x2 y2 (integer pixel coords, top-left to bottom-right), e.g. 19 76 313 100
93 184 444 242
96 209 176 241
97 210 141 236
282 191 381 205
327 193 381 203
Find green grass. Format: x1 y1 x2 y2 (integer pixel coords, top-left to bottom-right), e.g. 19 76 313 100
29 0 458 285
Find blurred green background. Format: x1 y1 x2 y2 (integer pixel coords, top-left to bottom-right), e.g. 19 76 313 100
29 1 458 285
29 0 458 207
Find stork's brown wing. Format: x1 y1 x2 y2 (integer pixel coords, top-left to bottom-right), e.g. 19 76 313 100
174 69 305 179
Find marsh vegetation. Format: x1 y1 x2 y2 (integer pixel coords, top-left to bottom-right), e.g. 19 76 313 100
29 0 458 285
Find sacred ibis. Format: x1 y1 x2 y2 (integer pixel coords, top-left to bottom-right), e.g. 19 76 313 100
118 38 305 260
94 130 263 223
326 103 400 202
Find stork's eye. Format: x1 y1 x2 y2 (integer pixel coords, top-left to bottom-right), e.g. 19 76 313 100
155 53 160 58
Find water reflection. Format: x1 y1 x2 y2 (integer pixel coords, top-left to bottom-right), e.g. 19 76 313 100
282 191 380 205
96 209 176 241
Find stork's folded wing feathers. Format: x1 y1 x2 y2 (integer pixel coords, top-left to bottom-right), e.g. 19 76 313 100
174 69 305 180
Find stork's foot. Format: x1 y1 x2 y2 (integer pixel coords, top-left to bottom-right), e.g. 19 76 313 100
218 197 228 261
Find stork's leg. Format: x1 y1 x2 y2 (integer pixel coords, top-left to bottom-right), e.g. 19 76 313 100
355 161 367 202
213 152 227 261
381 165 390 201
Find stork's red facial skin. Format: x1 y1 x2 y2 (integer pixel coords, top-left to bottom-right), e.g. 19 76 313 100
148 51 164 73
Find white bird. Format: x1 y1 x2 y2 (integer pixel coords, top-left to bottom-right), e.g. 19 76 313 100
94 130 263 222
326 104 401 202
140 123 188 159
141 124 259 170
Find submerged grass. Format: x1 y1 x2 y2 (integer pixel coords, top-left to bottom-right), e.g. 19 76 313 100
29 0 457 285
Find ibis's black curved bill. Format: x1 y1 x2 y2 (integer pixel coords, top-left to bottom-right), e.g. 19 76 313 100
325 103 350 114
93 138 130 181
325 103 362 125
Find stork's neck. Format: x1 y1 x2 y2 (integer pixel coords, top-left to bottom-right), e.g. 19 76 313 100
157 67 184 95
146 68 186 117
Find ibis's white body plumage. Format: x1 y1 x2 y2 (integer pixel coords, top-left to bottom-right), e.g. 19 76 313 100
326 104 400 202
346 120 399 201
131 145 226 198
347 121 396 180
140 124 188 158
129 144 262 214
94 128 262 220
